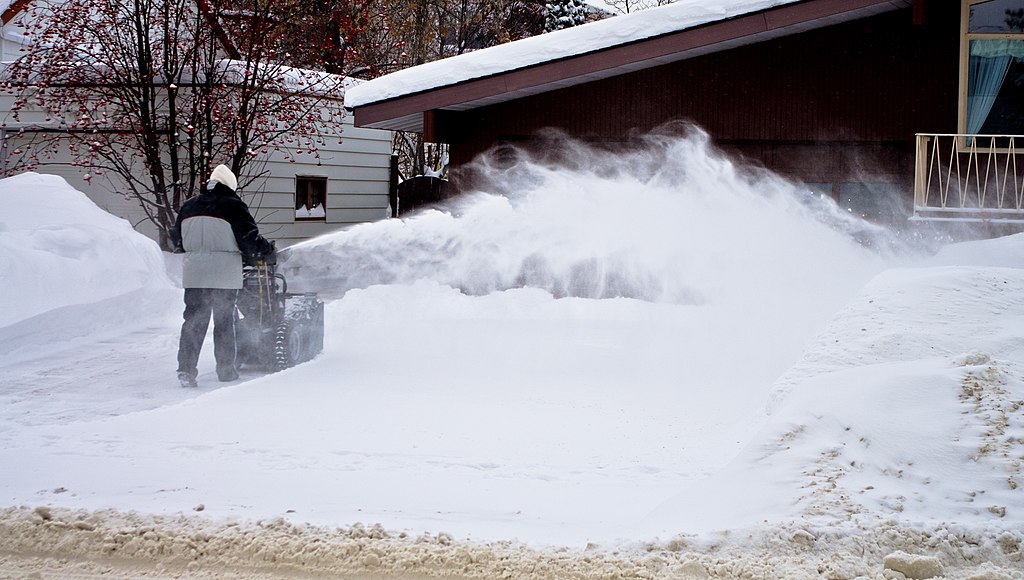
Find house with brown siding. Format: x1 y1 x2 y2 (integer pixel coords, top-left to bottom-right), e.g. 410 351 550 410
346 0 1024 226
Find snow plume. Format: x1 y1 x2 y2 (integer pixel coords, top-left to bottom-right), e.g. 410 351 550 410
284 123 895 308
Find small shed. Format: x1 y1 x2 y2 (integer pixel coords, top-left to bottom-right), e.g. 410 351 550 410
346 0 1024 226
0 0 396 248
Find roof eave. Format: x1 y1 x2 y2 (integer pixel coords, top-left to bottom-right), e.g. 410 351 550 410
351 0 911 133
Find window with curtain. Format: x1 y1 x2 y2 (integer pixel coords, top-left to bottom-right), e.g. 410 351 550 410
961 0 1024 142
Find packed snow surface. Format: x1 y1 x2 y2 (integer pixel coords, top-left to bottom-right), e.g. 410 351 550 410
1 129 1023 578
343 0 802 108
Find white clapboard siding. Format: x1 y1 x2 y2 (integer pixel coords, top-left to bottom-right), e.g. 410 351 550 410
245 114 393 247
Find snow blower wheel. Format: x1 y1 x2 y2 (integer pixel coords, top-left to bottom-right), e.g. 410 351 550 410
273 319 304 371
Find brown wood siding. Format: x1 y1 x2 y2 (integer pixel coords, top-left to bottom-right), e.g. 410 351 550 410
444 6 961 198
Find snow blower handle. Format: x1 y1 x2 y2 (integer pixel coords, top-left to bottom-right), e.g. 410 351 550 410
263 241 278 266
244 240 277 267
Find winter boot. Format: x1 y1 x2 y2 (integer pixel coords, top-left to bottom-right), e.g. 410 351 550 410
178 372 198 388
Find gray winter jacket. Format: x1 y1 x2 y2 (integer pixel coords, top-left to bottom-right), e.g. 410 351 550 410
180 216 245 289
170 183 273 289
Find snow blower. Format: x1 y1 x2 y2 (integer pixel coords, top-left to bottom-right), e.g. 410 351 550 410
235 244 324 372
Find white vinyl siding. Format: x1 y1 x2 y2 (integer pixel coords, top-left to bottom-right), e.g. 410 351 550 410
0 91 394 247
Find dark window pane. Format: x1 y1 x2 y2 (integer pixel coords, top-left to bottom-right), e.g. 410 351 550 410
295 177 327 221
969 0 1024 34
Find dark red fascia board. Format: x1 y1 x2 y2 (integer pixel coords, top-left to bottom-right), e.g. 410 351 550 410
353 0 907 132
1 0 33 25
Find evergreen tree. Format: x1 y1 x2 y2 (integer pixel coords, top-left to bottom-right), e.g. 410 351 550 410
545 0 589 32
605 0 674 14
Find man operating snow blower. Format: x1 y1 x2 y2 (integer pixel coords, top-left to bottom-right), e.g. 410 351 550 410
170 164 273 388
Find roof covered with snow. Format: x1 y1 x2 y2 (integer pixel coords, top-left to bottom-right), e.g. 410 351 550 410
345 0 913 133
344 0 803 109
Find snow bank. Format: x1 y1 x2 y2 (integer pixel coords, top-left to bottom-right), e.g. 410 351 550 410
0 172 170 327
642 233 1024 543
1 506 1022 579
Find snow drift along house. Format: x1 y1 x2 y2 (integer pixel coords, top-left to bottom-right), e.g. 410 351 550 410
346 0 1024 227
0 0 394 248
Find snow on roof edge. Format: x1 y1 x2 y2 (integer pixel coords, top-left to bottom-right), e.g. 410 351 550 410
344 0 802 110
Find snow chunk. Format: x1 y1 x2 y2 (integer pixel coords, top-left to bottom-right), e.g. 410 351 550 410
882 551 944 579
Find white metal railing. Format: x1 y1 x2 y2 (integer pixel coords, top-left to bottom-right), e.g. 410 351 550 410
913 133 1024 223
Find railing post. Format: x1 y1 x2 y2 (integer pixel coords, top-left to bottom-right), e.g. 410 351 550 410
914 134 928 210
1013 136 1022 210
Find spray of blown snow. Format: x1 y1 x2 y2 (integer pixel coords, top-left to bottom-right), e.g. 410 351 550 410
283 124 905 303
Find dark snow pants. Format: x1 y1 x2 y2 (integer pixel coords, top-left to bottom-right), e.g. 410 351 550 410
177 288 239 380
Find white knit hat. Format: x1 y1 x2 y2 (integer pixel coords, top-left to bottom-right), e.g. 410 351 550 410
209 164 237 191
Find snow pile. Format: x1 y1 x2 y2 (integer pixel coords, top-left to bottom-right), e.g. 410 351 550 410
644 259 1024 534
0 172 170 327
1 506 1022 578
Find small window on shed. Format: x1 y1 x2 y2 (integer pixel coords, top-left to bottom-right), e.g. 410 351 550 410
295 176 327 221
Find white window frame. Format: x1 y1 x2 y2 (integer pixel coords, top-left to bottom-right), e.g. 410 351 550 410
294 175 328 222
957 0 1024 151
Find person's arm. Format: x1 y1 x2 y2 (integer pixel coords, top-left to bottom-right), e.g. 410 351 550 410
228 199 273 259
169 208 186 253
